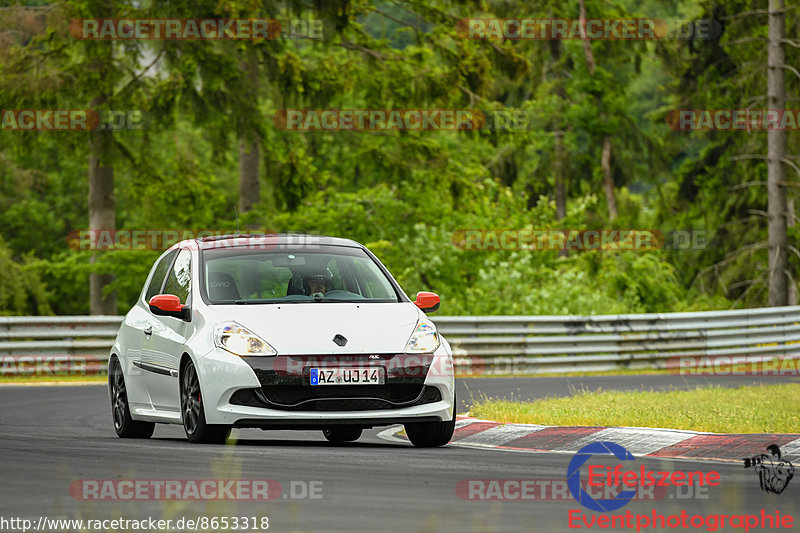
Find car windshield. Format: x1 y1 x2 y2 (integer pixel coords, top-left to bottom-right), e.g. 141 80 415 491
201 245 401 304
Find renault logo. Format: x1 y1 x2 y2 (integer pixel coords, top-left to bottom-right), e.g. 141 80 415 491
332 334 348 347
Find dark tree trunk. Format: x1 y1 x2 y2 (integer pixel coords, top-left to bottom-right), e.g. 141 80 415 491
554 132 566 220
238 136 260 214
238 48 261 217
549 37 567 223
89 129 116 314
767 0 789 305
579 0 617 221
602 134 617 220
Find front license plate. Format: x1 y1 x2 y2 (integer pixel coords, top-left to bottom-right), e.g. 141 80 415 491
309 367 384 386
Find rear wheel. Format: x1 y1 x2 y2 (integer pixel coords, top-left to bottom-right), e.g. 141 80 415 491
181 360 230 444
322 426 363 443
109 358 155 439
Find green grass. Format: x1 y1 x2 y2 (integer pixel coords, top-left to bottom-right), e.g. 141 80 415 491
469 383 800 434
458 368 670 378
0 374 106 384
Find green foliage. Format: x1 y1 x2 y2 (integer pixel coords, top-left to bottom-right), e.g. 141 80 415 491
266 184 722 315
0 237 52 316
3 0 795 316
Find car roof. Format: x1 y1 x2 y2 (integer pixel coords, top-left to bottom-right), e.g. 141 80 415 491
186 233 364 250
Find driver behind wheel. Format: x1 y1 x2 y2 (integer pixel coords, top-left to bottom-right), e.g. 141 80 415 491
304 267 333 297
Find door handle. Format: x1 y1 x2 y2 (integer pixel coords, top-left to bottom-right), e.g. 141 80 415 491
144 326 153 337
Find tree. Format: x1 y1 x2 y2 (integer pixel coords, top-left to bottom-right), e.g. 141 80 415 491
86 0 117 314
0 0 154 314
579 0 616 220
654 0 799 306
767 0 789 305
2 0 782 315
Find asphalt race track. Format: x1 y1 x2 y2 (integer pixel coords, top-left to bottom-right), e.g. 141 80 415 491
1 377 798 533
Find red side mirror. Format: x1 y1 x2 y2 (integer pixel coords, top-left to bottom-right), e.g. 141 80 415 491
414 291 440 313
148 294 188 319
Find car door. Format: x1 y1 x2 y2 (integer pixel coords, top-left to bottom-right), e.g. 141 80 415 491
141 248 192 412
126 249 177 410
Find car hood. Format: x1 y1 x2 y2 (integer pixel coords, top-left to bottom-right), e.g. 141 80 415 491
206 302 423 355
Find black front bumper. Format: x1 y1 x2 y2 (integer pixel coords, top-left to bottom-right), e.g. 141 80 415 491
231 353 441 412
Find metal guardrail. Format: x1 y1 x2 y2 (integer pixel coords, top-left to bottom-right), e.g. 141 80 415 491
437 306 800 374
0 316 122 375
1 306 799 376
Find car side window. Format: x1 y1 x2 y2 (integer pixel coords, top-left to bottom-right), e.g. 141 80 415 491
162 249 192 304
144 250 178 302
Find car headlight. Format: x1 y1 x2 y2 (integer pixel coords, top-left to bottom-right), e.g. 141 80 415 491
214 322 277 357
404 319 440 354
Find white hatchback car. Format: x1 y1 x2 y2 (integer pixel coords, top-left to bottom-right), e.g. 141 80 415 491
109 234 455 446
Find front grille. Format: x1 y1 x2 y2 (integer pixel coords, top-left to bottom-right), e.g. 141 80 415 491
231 385 442 411
233 353 441 411
303 398 409 411
264 383 423 404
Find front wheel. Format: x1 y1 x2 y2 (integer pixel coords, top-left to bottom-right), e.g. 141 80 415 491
109 358 155 439
404 390 456 447
405 418 456 447
181 360 230 444
322 426 363 443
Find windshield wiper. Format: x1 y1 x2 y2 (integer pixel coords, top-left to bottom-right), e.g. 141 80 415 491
314 299 371 303
212 299 272 304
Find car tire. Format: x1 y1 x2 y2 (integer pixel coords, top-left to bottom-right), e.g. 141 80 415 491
404 390 456 447
181 360 230 444
109 357 155 439
322 426 363 443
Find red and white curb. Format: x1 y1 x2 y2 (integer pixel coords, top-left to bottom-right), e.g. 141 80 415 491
379 416 800 462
